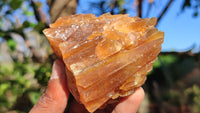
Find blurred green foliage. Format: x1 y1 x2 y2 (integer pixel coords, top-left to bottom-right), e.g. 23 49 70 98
185 85 200 112
7 39 17 52
0 0 52 112
145 53 200 112
0 60 52 112
0 0 200 113
182 0 200 17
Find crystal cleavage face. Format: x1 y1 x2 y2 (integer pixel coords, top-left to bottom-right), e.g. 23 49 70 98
43 13 164 112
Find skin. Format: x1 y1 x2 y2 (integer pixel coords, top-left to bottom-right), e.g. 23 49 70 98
30 60 144 113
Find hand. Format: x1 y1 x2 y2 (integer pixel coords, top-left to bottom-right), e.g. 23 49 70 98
30 60 144 113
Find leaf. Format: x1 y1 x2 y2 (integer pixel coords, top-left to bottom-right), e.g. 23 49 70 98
193 12 198 17
22 21 30 28
0 32 5 37
29 92 41 105
0 83 11 96
0 64 14 76
29 23 37 27
117 0 125 6
34 22 46 33
5 10 12 15
0 4 3 10
24 10 34 16
22 21 37 28
159 55 178 66
35 1 42 9
34 63 52 86
153 59 161 68
182 0 191 11
10 0 23 10
7 39 17 52
193 85 200 95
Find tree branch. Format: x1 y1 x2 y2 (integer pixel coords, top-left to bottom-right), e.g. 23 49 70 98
52 0 71 22
0 28 25 40
160 51 199 57
138 0 143 18
30 0 41 22
30 0 48 27
49 0 55 13
157 0 173 26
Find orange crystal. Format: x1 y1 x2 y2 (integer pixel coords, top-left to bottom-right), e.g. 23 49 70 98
43 13 164 112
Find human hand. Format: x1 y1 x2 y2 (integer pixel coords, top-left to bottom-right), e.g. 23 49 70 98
30 60 144 113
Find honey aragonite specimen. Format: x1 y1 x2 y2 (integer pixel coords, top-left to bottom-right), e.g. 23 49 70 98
43 13 164 112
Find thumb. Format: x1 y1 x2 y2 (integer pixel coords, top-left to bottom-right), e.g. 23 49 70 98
30 60 69 113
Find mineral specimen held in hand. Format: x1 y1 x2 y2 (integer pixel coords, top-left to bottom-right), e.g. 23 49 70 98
43 13 164 112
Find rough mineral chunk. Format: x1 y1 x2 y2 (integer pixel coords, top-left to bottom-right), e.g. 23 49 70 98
43 13 164 112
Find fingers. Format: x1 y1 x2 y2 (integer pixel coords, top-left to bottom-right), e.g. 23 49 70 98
112 87 145 113
67 88 144 113
30 60 69 113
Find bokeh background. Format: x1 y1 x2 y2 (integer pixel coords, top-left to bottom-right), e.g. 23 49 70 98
0 0 200 113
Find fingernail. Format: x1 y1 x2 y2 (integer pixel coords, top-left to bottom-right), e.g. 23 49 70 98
50 60 63 80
